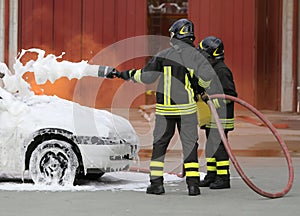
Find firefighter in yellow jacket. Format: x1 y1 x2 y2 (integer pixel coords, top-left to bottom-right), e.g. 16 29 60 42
198 36 237 189
118 19 222 196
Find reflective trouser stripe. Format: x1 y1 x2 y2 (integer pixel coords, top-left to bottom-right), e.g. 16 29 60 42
184 162 200 177
206 157 216 171
150 170 164 176
206 158 216 163
217 170 229 175
216 160 230 175
184 162 199 169
150 161 164 177
150 161 164 167
207 166 217 171
216 161 230 166
186 171 200 177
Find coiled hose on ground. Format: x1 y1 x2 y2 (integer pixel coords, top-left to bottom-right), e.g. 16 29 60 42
208 94 294 198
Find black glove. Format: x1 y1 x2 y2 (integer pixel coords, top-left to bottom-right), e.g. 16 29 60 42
105 69 119 79
0 72 4 78
97 66 119 79
194 85 209 103
200 91 209 103
117 69 136 80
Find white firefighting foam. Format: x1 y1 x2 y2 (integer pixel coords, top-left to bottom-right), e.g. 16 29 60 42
14 48 89 84
0 48 192 191
0 48 91 97
0 172 188 192
0 48 136 190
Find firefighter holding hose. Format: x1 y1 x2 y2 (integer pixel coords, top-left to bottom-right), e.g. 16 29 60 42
198 36 237 189
116 19 221 196
79 19 222 196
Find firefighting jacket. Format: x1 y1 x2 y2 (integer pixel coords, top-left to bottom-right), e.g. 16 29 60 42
130 40 220 116
203 60 238 130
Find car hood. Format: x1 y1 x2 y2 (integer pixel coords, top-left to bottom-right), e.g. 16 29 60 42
0 88 138 145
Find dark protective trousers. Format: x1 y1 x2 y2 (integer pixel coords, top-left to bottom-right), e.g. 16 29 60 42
150 112 199 186
205 128 229 161
204 128 230 177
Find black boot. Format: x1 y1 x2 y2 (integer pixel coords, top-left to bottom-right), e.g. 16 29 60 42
147 176 165 195
146 184 165 195
209 175 230 189
188 185 201 196
199 172 216 187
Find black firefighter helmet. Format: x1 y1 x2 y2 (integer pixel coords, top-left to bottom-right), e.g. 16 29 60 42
169 18 195 40
198 36 224 60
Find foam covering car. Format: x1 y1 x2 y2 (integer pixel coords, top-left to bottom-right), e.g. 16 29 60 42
0 61 139 186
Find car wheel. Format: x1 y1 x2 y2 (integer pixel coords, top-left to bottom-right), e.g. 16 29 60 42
29 139 79 186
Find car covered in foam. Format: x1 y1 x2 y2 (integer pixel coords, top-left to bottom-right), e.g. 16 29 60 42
0 69 139 185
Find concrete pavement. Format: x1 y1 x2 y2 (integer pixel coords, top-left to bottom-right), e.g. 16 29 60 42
0 108 299 216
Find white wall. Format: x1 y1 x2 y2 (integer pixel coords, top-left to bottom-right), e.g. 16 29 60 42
281 0 294 112
0 0 5 63
9 0 18 71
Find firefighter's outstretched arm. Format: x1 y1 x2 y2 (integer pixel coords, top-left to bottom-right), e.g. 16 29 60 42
116 69 137 80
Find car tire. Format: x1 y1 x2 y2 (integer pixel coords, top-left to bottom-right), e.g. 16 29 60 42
29 139 79 186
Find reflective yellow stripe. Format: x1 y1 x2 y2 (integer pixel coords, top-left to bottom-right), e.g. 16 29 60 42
187 68 194 78
150 170 164 176
207 166 217 171
216 161 230 167
156 109 197 115
217 170 229 175
207 118 235 129
199 41 204 49
186 68 195 103
198 77 211 88
184 162 199 169
185 74 194 103
223 99 232 104
133 69 142 83
163 66 172 105
213 48 221 57
150 161 164 168
155 103 197 115
212 99 221 108
206 158 216 163
185 171 200 177
179 26 189 35
156 103 197 110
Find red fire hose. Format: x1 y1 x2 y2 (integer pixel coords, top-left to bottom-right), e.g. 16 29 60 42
208 94 294 198
130 94 294 198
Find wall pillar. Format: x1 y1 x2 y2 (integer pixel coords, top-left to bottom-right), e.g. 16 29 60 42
297 0 300 102
281 0 294 111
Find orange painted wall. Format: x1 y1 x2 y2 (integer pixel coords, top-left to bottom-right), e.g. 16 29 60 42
18 0 148 108
17 0 283 110
189 0 256 106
